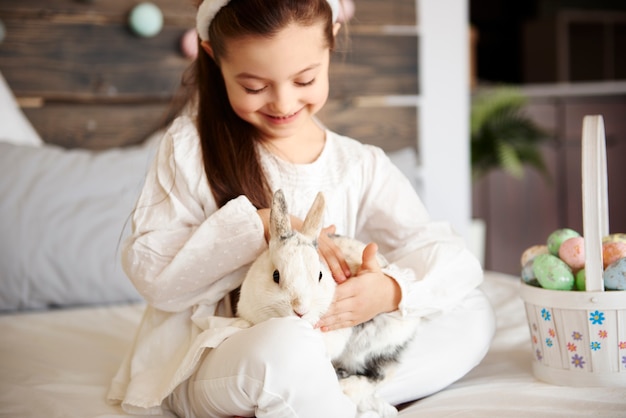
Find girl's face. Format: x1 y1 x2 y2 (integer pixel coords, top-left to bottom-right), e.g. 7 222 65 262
215 22 332 141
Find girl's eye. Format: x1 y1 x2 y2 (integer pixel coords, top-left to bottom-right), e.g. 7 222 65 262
244 86 267 94
273 269 280 284
318 271 322 282
296 79 315 87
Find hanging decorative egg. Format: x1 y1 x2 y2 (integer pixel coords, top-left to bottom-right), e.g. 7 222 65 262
128 2 163 38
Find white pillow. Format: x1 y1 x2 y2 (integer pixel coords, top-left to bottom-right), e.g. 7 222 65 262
0 141 158 311
0 71 43 146
388 146 422 197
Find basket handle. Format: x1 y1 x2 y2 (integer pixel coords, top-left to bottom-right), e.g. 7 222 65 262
582 115 609 292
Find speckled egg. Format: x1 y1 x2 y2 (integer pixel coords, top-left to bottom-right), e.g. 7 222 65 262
575 268 586 291
533 253 575 290
521 260 540 286
558 236 585 271
602 242 626 269
520 245 550 267
603 257 626 290
547 228 581 256
602 233 626 244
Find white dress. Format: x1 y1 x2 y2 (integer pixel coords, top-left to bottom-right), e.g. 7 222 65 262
107 115 490 416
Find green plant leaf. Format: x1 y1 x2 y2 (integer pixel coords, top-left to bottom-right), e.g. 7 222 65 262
470 86 551 182
497 142 524 179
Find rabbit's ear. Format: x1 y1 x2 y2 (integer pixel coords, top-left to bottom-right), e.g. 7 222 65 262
270 189 292 239
301 192 325 239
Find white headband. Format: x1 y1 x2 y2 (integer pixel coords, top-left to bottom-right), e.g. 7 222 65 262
196 0 340 42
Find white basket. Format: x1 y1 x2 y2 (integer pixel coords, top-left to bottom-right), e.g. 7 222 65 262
520 115 626 387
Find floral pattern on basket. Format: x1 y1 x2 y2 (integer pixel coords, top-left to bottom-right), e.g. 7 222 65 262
526 305 626 373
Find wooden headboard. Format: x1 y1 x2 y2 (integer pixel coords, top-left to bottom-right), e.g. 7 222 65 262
0 0 418 152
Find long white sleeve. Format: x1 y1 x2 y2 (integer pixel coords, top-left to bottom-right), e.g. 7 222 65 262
334 143 483 318
121 117 267 312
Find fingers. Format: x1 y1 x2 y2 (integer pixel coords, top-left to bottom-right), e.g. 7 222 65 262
319 225 352 283
316 298 357 332
321 224 336 236
318 314 356 332
322 248 350 283
359 242 380 273
318 261 391 331
317 278 365 331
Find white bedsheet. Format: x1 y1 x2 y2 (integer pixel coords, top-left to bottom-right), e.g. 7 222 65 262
1 272 625 417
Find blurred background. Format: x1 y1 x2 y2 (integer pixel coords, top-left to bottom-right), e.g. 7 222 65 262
470 0 626 274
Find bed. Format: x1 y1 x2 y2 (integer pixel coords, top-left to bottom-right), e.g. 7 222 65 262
2 1 626 417
2 268 626 417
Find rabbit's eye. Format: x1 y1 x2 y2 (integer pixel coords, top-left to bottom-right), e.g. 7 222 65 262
273 269 280 284
318 271 322 282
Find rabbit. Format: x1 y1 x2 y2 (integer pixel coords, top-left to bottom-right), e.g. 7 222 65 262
237 189 420 418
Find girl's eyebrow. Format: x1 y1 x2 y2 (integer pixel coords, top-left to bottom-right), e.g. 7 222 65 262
235 63 321 81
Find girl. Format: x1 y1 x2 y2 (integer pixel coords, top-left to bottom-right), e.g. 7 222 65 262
107 0 495 417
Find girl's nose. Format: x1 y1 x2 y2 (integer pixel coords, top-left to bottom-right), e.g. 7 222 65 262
270 86 295 115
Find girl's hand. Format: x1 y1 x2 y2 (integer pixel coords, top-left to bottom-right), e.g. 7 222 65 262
318 225 352 283
316 243 401 332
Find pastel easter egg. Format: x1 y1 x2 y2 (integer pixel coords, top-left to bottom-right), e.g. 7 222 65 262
521 260 535 283
602 233 626 244
533 253 575 290
521 261 541 287
602 242 626 269
547 228 580 256
558 236 585 271
575 268 586 291
603 258 626 290
520 244 549 267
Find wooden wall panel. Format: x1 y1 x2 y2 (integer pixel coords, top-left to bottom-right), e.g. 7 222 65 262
318 101 417 151
0 3 193 99
0 0 418 149
1 23 191 99
0 0 193 147
330 35 418 98
0 16 417 101
22 103 172 149
0 0 196 21
351 0 416 25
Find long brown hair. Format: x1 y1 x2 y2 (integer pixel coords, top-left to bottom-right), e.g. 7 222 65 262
190 0 337 209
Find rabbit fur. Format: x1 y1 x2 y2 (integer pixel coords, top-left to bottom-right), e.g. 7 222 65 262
237 190 420 417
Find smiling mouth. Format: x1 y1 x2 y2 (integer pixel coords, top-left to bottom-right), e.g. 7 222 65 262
271 114 295 120
265 108 302 123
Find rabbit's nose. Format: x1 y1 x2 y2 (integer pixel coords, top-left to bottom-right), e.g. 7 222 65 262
293 308 309 318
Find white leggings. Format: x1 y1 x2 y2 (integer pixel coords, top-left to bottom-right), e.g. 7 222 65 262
169 288 495 418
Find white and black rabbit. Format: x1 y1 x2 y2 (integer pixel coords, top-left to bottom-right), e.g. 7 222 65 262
237 189 420 417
